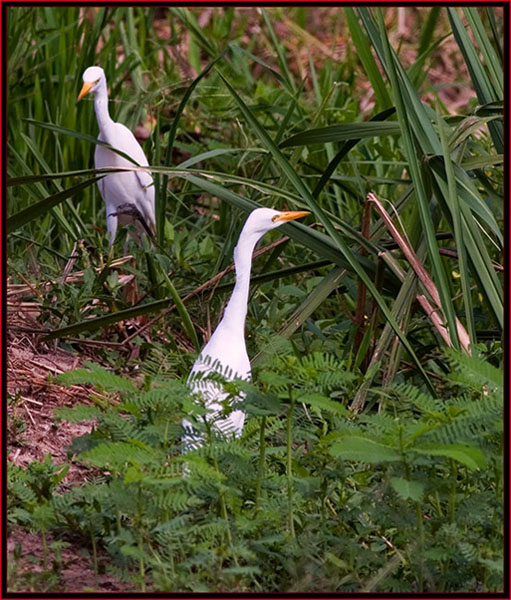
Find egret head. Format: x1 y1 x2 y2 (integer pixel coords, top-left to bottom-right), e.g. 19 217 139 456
243 207 310 237
78 66 106 101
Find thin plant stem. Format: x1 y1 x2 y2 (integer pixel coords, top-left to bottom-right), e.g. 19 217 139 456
415 501 425 592
41 532 48 570
449 460 457 522
212 457 239 567
207 424 238 565
137 482 146 593
255 416 267 512
286 388 296 539
90 521 99 584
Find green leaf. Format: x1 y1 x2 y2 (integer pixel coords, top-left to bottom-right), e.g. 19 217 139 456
80 441 156 469
345 7 391 110
260 8 296 94
390 477 424 502
259 370 294 388
330 436 401 463
254 266 346 366
23 119 143 165
159 48 228 242
412 444 486 470
445 348 503 391
280 122 400 149
44 297 171 341
300 393 348 417
124 465 144 483
177 148 263 168
312 107 396 199
447 8 503 153
54 406 103 423
374 8 462 351
57 363 138 393
7 176 102 233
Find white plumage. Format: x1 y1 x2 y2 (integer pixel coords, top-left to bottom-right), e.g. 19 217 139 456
78 66 155 247
183 207 309 451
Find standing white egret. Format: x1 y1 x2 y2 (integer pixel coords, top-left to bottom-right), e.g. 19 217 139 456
78 66 156 247
183 207 310 451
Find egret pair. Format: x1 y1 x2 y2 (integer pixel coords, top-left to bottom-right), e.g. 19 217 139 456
78 66 309 449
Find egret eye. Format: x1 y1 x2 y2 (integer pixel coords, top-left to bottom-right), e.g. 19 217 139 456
272 214 280 222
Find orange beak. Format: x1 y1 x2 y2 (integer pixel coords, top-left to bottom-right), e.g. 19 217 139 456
77 81 94 102
273 210 311 223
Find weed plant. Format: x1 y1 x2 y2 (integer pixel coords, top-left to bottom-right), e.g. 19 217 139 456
7 349 503 592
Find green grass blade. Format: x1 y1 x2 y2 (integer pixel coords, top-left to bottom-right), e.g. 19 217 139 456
447 7 503 153
260 8 296 94
485 7 503 64
17 133 88 235
158 265 200 350
345 7 391 110
428 157 503 246
178 172 391 288
463 7 503 97
43 297 171 341
170 7 217 57
418 7 441 56
228 42 294 93
24 119 143 165
312 107 396 199
177 148 264 168
436 109 476 347
159 49 228 242
280 121 400 148
8 177 103 233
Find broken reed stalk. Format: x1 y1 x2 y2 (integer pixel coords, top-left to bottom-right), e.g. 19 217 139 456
367 192 471 354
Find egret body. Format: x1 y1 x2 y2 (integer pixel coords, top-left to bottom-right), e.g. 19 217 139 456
78 66 155 247
183 208 309 450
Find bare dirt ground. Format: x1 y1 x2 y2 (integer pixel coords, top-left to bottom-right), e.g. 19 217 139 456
7 529 134 593
7 303 97 482
6 303 136 592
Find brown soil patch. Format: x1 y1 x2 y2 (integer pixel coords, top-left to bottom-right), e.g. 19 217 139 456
7 302 98 484
6 301 131 592
7 529 134 593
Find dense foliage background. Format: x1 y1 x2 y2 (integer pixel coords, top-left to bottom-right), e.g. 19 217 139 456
7 6 503 593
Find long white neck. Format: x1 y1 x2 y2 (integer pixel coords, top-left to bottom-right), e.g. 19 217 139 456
219 230 261 334
93 78 114 135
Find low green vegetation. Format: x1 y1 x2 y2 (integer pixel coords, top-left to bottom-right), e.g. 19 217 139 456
7 6 503 593
8 350 503 592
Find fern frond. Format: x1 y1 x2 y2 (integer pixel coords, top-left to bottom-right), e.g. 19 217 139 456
54 405 103 423
100 413 138 442
79 441 163 470
57 362 138 393
149 489 202 512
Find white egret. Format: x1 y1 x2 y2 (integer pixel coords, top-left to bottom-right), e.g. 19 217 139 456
78 66 156 247
183 207 310 451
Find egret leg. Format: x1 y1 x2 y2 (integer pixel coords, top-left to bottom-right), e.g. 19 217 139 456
129 225 143 249
139 200 156 240
106 210 118 248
